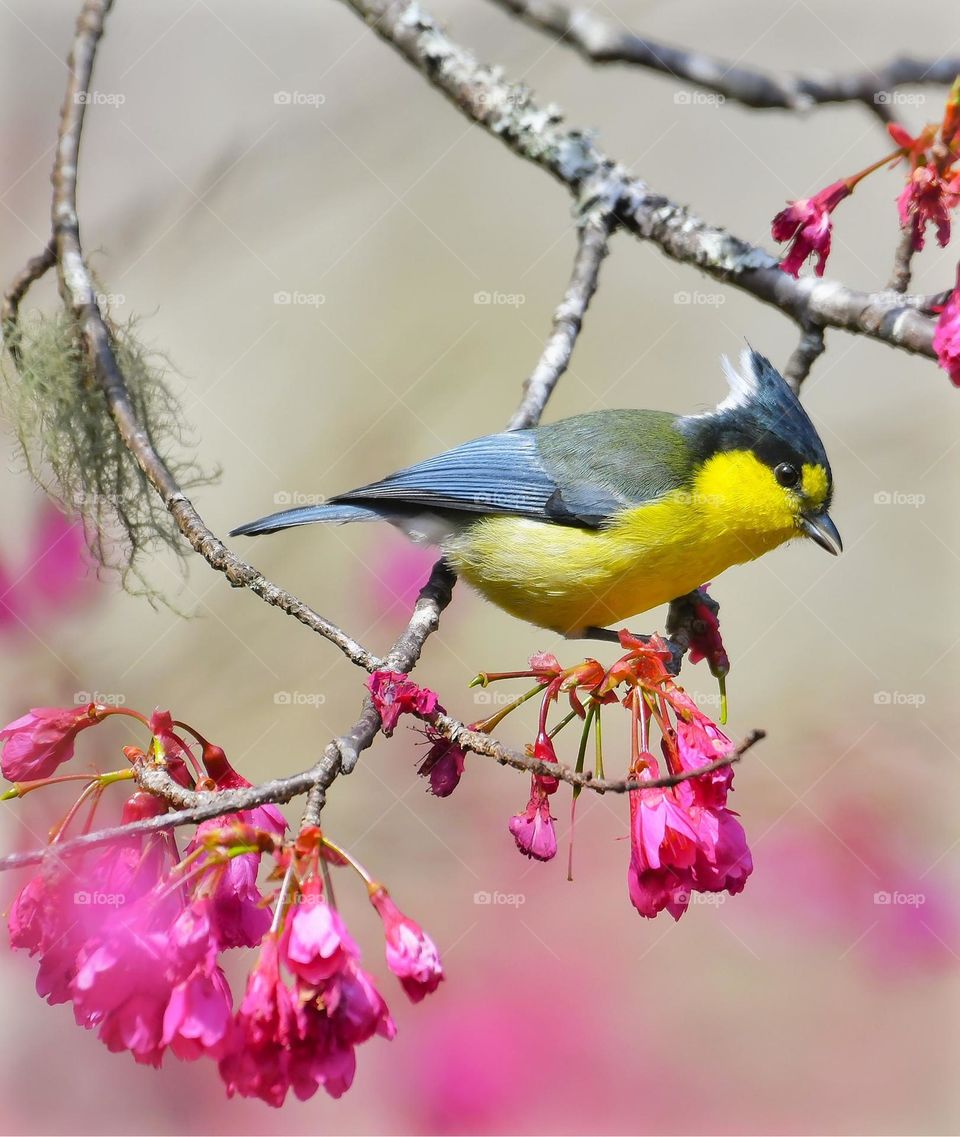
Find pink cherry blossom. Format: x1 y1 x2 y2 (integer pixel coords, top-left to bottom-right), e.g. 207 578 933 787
626 753 751 921
204 843 272 949
627 861 695 921
417 733 467 797
693 807 753 896
771 178 851 277
71 919 173 1066
185 753 286 950
219 936 294 1107
675 717 735 807
327 959 397 1048
199 741 288 838
8 800 173 1005
896 164 955 251
282 881 360 986
8 872 84 1005
162 964 234 1061
367 670 441 735
628 769 700 873
508 776 558 861
0 704 104 781
370 887 444 1002
222 905 397 1107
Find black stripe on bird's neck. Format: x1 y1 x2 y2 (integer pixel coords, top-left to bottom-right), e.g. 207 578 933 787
677 410 820 477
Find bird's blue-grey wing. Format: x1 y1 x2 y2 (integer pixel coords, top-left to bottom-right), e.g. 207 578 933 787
230 412 689 538
336 430 627 528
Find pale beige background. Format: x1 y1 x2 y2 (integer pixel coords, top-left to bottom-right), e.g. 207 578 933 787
0 2 958 1134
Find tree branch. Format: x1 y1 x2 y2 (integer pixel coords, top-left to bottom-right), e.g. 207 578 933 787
1 242 56 367
783 322 827 392
0 726 764 873
507 210 613 430
304 213 615 819
1 0 770 869
47 0 383 673
488 0 960 114
887 227 917 294
344 0 938 359
437 716 765 793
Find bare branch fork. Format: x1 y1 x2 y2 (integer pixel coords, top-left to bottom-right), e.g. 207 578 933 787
6 0 953 855
344 0 941 362
3 0 678 856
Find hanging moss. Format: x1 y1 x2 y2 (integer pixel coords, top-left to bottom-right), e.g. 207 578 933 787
1 308 217 601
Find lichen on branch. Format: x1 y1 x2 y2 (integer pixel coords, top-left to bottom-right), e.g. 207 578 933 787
1 308 214 595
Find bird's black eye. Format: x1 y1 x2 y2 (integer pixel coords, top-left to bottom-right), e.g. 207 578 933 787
775 462 800 489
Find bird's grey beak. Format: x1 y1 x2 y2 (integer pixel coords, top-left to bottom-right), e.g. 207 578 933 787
801 511 843 556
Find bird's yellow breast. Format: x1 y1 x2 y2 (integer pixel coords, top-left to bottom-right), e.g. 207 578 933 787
444 450 810 633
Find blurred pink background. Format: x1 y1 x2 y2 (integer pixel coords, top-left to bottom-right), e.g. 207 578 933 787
1 2 959 1133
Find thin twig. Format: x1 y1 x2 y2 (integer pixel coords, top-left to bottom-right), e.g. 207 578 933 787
0 726 765 873
887 227 917 293
1 242 57 369
47 0 382 673
783 322 827 393
438 716 765 793
344 0 938 359
489 0 960 114
507 212 614 430
304 215 616 817
0 0 753 868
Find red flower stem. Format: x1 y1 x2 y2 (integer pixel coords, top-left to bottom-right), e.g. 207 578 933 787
155 848 211 902
269 857 298 936
171 720 211 749
847 147 906 186
320 854 338 910
320 835 373 886
99 706 151 728
50 779 102 843
536 678 562 739
78 784 106 837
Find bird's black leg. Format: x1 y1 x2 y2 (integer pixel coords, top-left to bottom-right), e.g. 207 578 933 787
572 626 622 643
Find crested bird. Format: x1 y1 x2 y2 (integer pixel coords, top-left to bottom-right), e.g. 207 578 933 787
231 348 840 638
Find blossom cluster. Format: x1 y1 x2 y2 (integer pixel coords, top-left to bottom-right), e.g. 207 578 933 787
368 591 751 922
769 79 960 385
0 703 443 1106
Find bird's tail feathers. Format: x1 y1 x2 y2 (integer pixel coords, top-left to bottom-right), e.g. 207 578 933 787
229 501 380 537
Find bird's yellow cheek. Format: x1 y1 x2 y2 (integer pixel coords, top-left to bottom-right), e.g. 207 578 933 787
691 450 798 542
801 463 830 510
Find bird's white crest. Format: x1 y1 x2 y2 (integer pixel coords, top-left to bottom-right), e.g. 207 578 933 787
716 348 762 413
